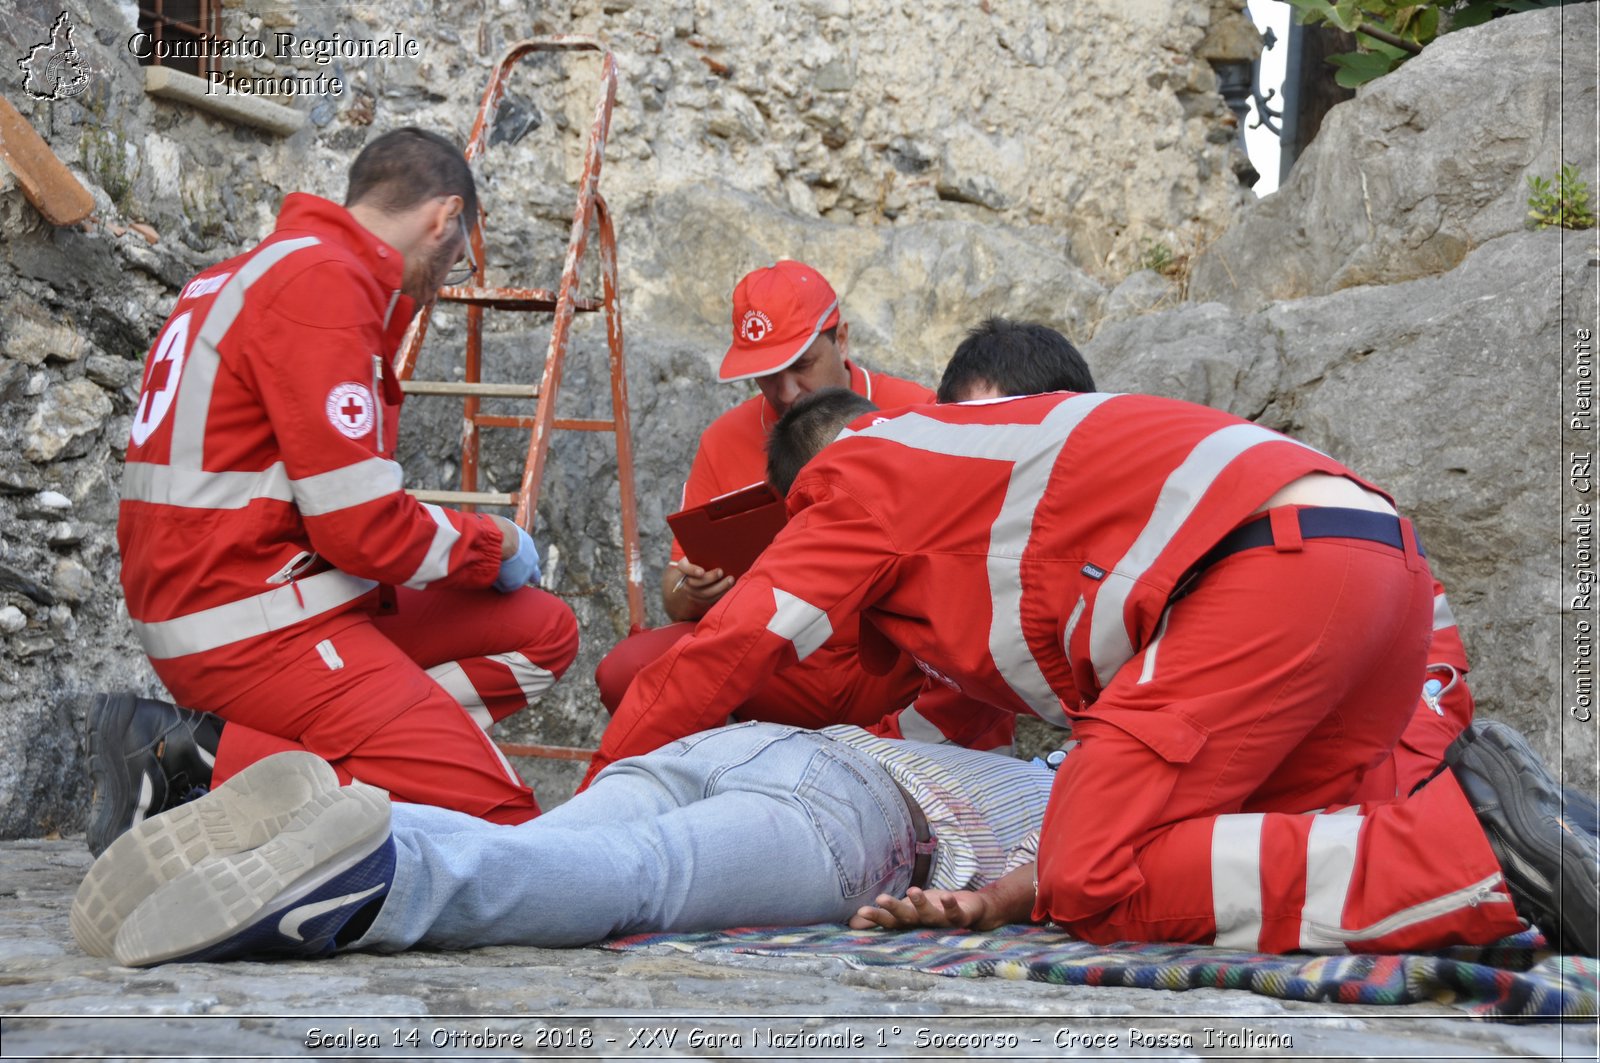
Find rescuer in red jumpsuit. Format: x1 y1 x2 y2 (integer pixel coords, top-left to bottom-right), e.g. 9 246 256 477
585 387 1595 956
87 128 578 856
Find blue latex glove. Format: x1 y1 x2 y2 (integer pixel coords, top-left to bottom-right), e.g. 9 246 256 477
493 523 542 592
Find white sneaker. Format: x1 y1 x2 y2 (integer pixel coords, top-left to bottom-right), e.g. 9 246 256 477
113 779 393 967
72 751 342 957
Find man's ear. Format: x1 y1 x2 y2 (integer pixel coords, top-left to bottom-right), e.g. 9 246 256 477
426 195 462 242
836 320 850 354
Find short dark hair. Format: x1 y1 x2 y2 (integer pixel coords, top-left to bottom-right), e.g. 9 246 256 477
936 317 1095 402
766 388 877 494
345 127 478 221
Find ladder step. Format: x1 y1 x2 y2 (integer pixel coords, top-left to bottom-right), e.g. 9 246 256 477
406 489 517 505
438 285 602 312
401 381 540 398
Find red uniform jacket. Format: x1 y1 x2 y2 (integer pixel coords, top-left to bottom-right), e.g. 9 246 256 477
585 392 1362 784
119 194 505 662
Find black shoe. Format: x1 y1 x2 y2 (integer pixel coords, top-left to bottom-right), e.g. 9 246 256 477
1564 783 1600 840
85 693 221 857
1450 721 1599 957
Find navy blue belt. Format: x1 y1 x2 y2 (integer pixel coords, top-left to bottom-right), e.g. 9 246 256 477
1193 506 1423 577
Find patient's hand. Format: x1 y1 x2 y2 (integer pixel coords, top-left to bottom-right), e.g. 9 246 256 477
849 864 1037 932
849 886 999 931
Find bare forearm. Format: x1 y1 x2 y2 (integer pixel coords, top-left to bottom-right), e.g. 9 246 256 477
973 863 1038 929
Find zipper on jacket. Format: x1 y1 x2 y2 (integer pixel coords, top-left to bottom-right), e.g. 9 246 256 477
267 550 319 608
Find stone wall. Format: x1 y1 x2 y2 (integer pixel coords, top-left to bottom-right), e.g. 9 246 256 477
1085 6 1599 788
0 0 1259 834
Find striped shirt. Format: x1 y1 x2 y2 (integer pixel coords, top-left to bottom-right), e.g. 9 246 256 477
822 725 1052 891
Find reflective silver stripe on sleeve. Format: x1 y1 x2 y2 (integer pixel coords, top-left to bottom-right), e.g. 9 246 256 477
984 398 1113 726
1210 813 1265 949
838 396 1116 725
403 504 461 589
838 407 1080 461
121 461 292 509
169 236 321 470
767 588 833 661
1089 423 1319 687
292 456 405 517
1297 814 1364 950
1433 592 1457 631
895 705 950 744
1135 608 1172 686
131 569 377 659
1058 594 1088 693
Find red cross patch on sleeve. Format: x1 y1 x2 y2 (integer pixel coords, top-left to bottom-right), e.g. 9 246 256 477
325 381 376 439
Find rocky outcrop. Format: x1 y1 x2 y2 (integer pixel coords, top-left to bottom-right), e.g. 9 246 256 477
1091 226 1592 786
1187 6 1597 310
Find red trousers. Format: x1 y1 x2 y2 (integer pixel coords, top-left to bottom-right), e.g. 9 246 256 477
595 621 923 729
1035 521 1522 952
154 585 579 824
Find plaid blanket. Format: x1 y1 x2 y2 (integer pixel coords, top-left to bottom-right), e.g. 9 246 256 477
604 925 1595 1022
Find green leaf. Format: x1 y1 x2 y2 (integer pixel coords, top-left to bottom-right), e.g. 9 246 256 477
1329 49 1399 86
1330 0 1363 32
1285 0 1337 25
1354 34 1409 59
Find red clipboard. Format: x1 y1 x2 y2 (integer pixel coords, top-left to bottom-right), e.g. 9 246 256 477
667 481 788 577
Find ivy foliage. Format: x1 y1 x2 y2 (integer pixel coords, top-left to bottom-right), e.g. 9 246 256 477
1283 1 1580 87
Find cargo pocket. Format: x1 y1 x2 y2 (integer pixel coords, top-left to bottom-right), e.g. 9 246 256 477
1071 705 1209 765
1039 707 1212 917
1059 706 1210 842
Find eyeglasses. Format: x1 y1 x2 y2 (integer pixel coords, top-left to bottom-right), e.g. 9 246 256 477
443 213 478 287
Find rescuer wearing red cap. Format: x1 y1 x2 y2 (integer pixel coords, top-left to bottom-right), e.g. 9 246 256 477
592 260 940 733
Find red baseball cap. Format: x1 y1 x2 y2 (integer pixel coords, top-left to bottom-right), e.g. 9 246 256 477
719 260 841 382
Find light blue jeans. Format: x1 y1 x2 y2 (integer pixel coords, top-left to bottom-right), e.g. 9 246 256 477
354 723 920 951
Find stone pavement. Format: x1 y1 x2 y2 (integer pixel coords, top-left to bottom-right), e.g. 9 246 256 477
0 838 1593 1061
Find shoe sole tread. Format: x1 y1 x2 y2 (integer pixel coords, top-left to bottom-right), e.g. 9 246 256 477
72 752 340 957
112 783 390 967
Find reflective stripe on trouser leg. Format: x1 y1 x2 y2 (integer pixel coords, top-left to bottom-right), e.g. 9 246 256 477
1205 780 1518 954
1211 809 1364 951
426 652 557 729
